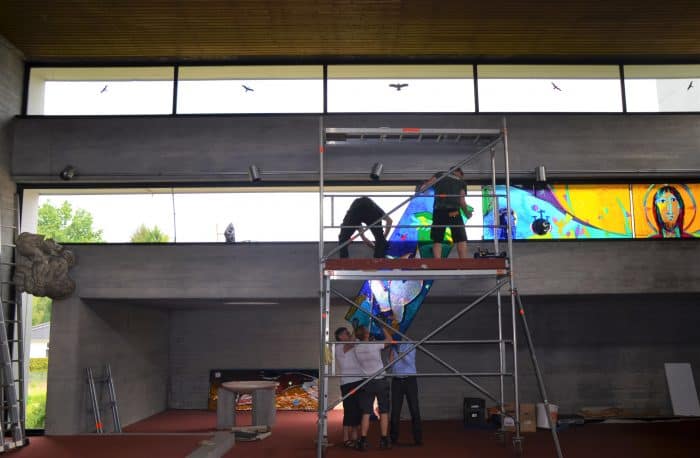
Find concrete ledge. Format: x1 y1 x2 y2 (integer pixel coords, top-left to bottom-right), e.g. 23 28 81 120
186 432 235 458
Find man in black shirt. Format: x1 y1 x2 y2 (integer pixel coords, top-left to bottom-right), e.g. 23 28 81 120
338 197 393 258
421 168 472 259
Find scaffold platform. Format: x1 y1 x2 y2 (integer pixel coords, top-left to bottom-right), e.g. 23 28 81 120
323 258 508 279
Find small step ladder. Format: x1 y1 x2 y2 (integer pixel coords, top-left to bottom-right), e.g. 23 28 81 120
0 298 26 451
0 194 27 452
87 365 121 433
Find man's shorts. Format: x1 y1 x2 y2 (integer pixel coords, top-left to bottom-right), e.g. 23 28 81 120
431 208 468 243
358 378 390 415
340 380 362 426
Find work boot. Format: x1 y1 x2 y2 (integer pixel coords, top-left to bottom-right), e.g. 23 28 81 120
379 436 392 449
357 437 369 451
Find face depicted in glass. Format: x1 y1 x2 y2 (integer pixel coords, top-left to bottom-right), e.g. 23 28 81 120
655 190 681 230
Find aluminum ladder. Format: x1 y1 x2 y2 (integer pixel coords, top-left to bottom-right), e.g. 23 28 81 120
87 365 121 433
0 195 27 451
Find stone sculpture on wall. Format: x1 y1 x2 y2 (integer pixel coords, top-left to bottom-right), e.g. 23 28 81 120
14 232 76 300
224 223 236 243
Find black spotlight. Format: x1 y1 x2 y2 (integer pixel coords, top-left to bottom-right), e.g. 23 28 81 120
370 162 383 180
248 164 261 182
59 165 75 181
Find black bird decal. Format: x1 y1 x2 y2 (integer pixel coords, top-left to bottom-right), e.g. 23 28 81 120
242 85 254 92
389 83 408 91
688 81 694 90
100 85 108 94
551 82 562 91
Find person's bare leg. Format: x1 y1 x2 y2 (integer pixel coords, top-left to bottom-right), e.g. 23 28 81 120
352 425 359 441
361 413 370 437
343 425 350 442
380 413 389 436
456 241 468 259
432 242 442 259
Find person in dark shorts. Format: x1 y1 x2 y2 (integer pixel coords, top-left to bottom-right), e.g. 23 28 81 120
334 327 363 448
354 325 393 450
338 197 392 258
420 168 472 259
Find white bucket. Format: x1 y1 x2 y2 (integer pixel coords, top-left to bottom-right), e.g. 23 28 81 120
536 403 559 429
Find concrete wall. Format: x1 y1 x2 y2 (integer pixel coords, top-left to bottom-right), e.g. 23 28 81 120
168 293 700 419
59 241 700 300
0 36 22 207
12 114 700 183
168 304 324 409
403 294 700 419
45 241 700 432
45 298 169 434
0 35 24 419
0 43 22 277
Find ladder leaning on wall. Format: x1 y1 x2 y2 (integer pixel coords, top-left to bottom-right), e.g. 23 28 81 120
0 194 27 452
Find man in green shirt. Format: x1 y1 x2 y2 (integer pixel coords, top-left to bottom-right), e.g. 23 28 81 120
421 168 472 259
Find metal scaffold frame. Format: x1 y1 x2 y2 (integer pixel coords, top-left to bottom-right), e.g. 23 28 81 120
316 118 562 458
0 194 27 452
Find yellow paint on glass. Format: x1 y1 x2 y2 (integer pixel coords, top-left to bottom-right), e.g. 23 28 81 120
550 184 631 235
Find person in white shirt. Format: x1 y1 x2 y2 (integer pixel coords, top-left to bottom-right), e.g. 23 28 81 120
334 327 362 448
353 325 393 451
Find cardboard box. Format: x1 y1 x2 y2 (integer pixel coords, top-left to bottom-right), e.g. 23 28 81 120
495 403 536 433
520 403 536 433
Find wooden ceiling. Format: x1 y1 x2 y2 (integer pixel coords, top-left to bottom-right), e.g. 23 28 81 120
1 0 700 62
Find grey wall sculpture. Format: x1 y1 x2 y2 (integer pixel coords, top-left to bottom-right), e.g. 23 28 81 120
14 232 76 299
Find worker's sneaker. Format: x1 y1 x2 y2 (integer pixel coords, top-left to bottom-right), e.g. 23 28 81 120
379 437 392 449
356 437 369 451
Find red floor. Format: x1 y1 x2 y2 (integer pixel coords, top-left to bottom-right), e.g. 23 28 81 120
13 410 700 458
13 434 207 458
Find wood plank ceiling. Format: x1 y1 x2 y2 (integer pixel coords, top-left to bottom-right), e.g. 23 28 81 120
1 0 699 62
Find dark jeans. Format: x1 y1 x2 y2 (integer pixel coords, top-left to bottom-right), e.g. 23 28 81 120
390 376 422 443
338 224 387 258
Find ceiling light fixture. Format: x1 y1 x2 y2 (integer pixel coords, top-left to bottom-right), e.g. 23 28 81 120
248 164 262 182
370 162 384 180
59 165 76 180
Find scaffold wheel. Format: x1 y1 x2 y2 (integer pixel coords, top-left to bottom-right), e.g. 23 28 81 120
513 437 524 455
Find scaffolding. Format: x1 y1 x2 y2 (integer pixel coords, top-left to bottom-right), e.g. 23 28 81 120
316 119 562 458
0 194 27 452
